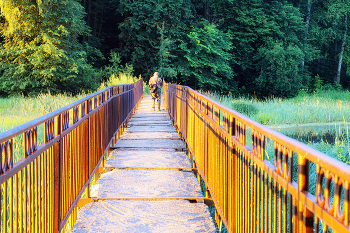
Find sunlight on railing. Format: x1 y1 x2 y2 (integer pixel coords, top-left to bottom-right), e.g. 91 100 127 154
0 80 143 232
164 82 350 233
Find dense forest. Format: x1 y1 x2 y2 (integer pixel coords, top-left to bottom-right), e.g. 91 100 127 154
0 0 349 97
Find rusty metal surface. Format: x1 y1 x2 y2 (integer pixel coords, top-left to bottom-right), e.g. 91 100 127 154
0 81 143 232
71 200 216 233
164 82 350 233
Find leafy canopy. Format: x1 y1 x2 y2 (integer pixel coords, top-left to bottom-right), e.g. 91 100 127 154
0 0 98 96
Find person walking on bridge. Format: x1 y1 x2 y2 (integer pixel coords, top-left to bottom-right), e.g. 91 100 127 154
149 72 162 111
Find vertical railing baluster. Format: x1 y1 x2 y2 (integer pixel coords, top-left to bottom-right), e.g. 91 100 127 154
298 155 313 233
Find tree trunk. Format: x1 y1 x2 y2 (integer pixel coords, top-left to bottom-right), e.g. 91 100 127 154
93 10 98 37
98 6 104 38
335 14 347 84
204 0 211 22
302 0 312 70
87 0 92 42
83 0 87 41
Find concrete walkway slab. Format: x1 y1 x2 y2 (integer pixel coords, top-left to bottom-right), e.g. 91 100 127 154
128 121 172 126
90 169 203 198
72 200 216 233
72 95 216 233
114 139 185 149
106 149 191 168
126 125 176 132
119 131 180 139
133 111 168 116
129 116 170 121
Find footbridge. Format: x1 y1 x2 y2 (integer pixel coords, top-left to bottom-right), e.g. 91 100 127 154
0 80 350 232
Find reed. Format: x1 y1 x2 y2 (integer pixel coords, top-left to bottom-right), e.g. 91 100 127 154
202 89 350 125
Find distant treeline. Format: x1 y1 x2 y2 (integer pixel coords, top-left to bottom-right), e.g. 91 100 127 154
0 0 349 97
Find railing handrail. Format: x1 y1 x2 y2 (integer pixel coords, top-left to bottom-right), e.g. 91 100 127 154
164 82 350 233
0 80 143 232
0 84 134 142
173 85 350 180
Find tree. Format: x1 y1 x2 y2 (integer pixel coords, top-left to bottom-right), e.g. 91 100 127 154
198 0 274 93
255 0 307 97
0 0 98 95
179 20 236 93
305 0 350 87
327 0 350 84
157 23 177 80
256 40 304 97
117 0 194 79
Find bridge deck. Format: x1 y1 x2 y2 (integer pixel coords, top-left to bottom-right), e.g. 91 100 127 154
71 95 216 232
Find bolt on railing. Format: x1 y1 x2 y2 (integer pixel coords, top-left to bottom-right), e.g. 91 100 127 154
164 82 350 233
0 80 143 232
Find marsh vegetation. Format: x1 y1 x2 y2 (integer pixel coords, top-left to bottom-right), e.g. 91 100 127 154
204 89 350 165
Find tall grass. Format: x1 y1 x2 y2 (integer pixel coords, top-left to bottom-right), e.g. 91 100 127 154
0 93 84 133
203 89 350 125
203 89 350 169
0 72 147 134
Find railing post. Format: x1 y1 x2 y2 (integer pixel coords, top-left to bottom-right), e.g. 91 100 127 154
53 115 61 232
86 99 91 198
229 114 237 233
298 155 313 233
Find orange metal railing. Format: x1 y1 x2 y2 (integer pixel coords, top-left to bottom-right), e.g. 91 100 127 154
0 80 143 232
164 82 350 233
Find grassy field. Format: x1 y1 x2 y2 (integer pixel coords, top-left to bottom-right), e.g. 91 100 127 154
204 90 349 232
203 89 350 166
204 89 350 125
0 73 146 134
0 93 85 133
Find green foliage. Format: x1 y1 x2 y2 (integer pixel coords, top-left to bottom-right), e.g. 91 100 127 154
311 74 324 92
104 51 134 80
179 20 236 93
157 23 177 80
256 40 305 97
308 74 345 93
0 0 99 96
255 1 307 97
117 0 194 79
2 0 350 97
204 0 274 93
143 82 151 95
310 140 350 165
98 73 140 91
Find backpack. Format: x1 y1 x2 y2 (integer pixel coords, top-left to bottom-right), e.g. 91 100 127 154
149 76 160 93
149 83 158 93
